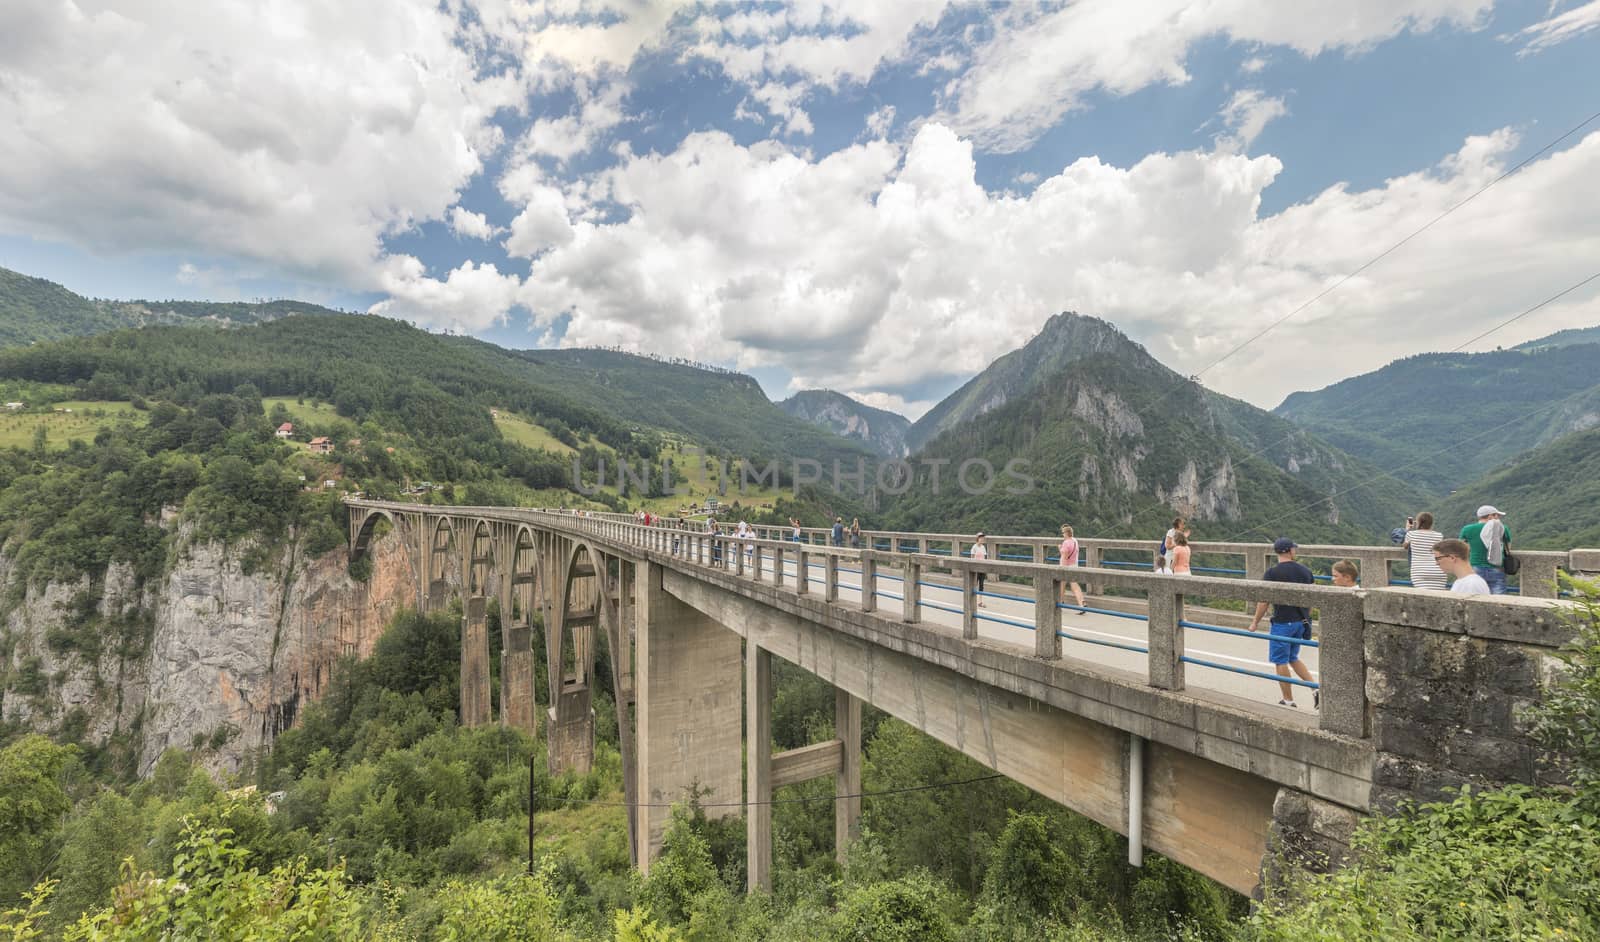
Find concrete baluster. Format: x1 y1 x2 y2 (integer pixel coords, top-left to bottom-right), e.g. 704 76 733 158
796 547 810 596
1035 574 1062 659
1246 552 1269 582
773 545 785 588
1034 543 1047 564
860 557 877 613
1518 554 1561 599
823 552 839 603
1086 544 1105 597
1146 586 1185 691
1317 595 1365 737
903 559 922 623
962 566 978 639
1355 552 1389 588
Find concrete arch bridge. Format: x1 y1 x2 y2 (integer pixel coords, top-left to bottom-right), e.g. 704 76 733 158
347 500 1593 896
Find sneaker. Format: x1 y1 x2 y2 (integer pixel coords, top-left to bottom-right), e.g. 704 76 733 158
1278 699 1297 709
1078 609 1088 616
1313 690 1320 710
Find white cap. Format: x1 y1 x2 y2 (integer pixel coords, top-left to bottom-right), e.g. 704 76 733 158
1476 505 1506 517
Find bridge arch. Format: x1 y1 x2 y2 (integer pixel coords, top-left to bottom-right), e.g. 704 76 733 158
349 507 397 562
429 518 463 608
467 518 498 596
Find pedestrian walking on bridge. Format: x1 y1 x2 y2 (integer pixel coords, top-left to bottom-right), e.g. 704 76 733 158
1247 537 1318 710
1058 525 1087 613
971 533 989 607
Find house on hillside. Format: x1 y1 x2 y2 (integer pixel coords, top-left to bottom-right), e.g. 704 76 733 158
4 402 23 412
275 422 294 439
309 436 333 454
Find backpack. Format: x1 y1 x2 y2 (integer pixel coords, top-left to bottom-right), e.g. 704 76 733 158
1502 539 1520 576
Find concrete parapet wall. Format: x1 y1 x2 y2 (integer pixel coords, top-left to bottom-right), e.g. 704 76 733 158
1361 589 1574 811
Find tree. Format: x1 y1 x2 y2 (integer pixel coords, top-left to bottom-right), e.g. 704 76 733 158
0 736 74 903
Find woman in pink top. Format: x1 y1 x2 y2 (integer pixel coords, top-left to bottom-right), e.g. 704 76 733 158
1169 531 1192 575
1058 525 1087 614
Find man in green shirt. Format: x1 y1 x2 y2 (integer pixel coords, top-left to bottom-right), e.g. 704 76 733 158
1459 505 1510 595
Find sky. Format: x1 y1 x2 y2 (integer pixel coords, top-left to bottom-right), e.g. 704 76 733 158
1 0 1598 419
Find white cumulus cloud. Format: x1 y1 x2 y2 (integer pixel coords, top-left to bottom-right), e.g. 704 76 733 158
511 121 1600 409
0 0 510 294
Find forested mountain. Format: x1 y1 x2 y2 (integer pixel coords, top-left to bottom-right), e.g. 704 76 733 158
778 389 910 457
0 265 338 348
905 312 1131 452
1437 426 1600 550
1515 324 1600 352
508 347 875 470
883 314 1423 542
1274 328 1600 494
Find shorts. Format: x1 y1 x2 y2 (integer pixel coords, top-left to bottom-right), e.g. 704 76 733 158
1268 620 1310 665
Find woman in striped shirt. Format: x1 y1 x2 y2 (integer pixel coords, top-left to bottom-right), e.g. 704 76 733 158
1403 512 1447 590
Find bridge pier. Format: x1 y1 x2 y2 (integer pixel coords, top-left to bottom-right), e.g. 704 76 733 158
633 560 743 871
502 624 537 733
425 578 449 612
746 641 864 891
460 597 492 728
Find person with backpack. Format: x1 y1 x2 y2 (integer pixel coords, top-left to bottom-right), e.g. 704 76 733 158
1460 505 1513 595
1156 517 1185 572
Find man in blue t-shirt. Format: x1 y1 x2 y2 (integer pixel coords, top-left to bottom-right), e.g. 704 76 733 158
1247 537 1318 710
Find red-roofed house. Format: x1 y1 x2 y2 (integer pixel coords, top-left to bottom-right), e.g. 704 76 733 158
275 422 294 439
309 436 333 454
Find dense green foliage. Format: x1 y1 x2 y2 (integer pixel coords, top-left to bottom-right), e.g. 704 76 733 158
1275 335 1600 494
0 265 333 349
0 604 1244 939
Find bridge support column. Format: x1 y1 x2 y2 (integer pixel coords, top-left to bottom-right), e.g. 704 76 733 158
747 644 773 892
746 651 864 889
835 689 861 863
502 624 537 733
460 597 492 728
634 561 743 871
426 579 449 612
547 686 594 775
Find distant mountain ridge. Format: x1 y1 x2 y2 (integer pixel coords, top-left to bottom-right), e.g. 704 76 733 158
0 265 340 348
1275 326 1600 494
1437 425 1600 551
779 389 910 457
883 313 1423 542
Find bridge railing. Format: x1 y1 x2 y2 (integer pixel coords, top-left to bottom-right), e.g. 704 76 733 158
599 513 1569 599
526 509 1366 736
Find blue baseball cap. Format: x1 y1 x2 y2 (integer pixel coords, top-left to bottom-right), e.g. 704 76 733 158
1273 537 1297 554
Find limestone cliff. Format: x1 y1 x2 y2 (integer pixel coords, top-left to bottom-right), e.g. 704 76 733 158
0 523 415 776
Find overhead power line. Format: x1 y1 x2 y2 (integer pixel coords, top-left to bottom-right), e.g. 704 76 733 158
1190 106 1600 383
542 772 1008 809
1098 266 1600 540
